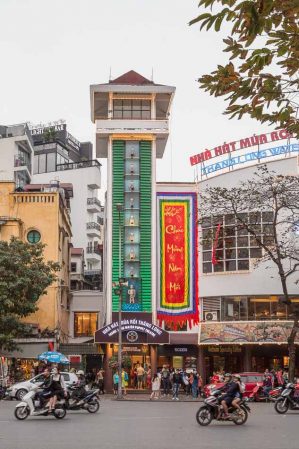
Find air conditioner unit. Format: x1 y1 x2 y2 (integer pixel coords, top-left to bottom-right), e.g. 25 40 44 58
204 311 218 321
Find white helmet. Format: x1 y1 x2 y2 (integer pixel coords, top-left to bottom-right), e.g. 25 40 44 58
77 370 84 376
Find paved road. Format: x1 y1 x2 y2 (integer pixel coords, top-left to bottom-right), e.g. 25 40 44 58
0 399 298 449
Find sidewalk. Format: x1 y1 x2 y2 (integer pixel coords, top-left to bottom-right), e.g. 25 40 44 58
103 393 203 402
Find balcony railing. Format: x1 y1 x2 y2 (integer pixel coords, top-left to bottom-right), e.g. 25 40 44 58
86 247 101 255
87 197 102 207
84 269 101 276
56 159 101 171
86 222 101 231
14 155 31 172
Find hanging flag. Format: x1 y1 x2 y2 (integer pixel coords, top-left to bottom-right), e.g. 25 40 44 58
157 193 199 330
212 223 221 265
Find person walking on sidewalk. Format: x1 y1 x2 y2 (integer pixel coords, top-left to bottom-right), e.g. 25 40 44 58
113 371 119 395
161 365 171 397
172 369 181 401
150 374 160 400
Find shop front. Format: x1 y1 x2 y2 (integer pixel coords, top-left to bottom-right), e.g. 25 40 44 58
94 312 169 391
199 320 299 381
157 345 198 372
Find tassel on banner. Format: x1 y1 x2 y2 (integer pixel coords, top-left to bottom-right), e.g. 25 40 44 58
212 223 221 265
157 313 199 331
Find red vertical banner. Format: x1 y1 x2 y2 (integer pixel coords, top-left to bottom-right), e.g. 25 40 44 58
157 194 199 329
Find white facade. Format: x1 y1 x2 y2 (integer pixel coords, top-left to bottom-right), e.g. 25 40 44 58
32 163 103 272
0 124 34 187
199 156 299 300
69 290 104 343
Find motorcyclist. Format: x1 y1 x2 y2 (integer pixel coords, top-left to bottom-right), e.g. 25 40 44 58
71 370 86 404
220 373 240 419
231 374 244 412
36 368 53 408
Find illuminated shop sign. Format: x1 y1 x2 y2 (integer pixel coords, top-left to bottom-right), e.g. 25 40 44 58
190 129 291 166
190 129 299 178
202 144 299 176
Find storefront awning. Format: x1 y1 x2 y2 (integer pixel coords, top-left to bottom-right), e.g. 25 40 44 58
95 313 169 344
199 320 299 345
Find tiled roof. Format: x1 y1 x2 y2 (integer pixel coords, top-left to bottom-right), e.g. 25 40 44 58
110 70 153 85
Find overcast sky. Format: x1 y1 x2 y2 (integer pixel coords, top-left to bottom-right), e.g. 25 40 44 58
0 0 267 194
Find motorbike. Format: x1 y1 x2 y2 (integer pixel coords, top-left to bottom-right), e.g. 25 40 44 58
196 389 251 426
14 385 66 420
274 383 299 414
65 385 100 413
249 383 283 402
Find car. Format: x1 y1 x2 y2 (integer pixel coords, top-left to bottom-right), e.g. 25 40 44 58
6 371 78 400
203 372 264 398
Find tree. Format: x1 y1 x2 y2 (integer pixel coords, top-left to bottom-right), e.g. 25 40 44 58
0 238 59 351
199 165 299 380
190 1 299 136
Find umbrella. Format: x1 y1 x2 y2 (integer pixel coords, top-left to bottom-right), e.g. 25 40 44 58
38 351 70 365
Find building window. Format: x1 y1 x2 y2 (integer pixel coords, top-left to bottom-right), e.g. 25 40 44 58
74 312 98 337
113 99 151 119
202 212 274 273
27 230 41 244
202 296 290 321
71 262 77 273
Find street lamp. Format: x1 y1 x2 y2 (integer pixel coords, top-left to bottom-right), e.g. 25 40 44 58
116 203 123 399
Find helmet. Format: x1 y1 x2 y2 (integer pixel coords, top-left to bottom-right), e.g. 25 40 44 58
224 373 232 379
77 370 85 376
233 374 241 380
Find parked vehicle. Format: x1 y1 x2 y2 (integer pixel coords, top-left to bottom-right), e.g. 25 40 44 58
203 372 264 399
196 388 251 426
14 385 66 420
249 383 284 402
6 372 78 400
274 383 299 414
65 385 100 413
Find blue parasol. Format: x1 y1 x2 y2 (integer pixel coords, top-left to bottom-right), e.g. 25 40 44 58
38 351 70 365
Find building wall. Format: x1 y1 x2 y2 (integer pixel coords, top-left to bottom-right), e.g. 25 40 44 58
69 290 104 341
0 181 71 340
199 157 299 298
32 164 102 270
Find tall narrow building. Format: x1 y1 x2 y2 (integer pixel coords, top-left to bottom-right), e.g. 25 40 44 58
91 71 175 384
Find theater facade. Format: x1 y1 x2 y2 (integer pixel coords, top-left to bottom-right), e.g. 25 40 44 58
90 71 299 389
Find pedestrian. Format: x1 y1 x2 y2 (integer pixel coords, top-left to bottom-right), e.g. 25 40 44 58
136 363 144 390
161 365 171 396
191 371 198 399
96 368 105 394
150 374 160 400
172 369 181 400
122 368 128 395
113 371 119 395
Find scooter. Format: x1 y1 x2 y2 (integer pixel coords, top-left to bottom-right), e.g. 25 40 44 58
274 383 299 414
196 389 251 426
14 385 66 420
249 383 283 402
65 385 100 413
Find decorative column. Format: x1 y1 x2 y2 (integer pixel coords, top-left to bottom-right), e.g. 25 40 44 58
243 346 252 372
197 346 206 384
104 343 113 393
150 345 157 375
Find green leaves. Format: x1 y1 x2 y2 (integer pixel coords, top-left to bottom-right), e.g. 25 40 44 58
190 0 299 137
0 237 60 351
